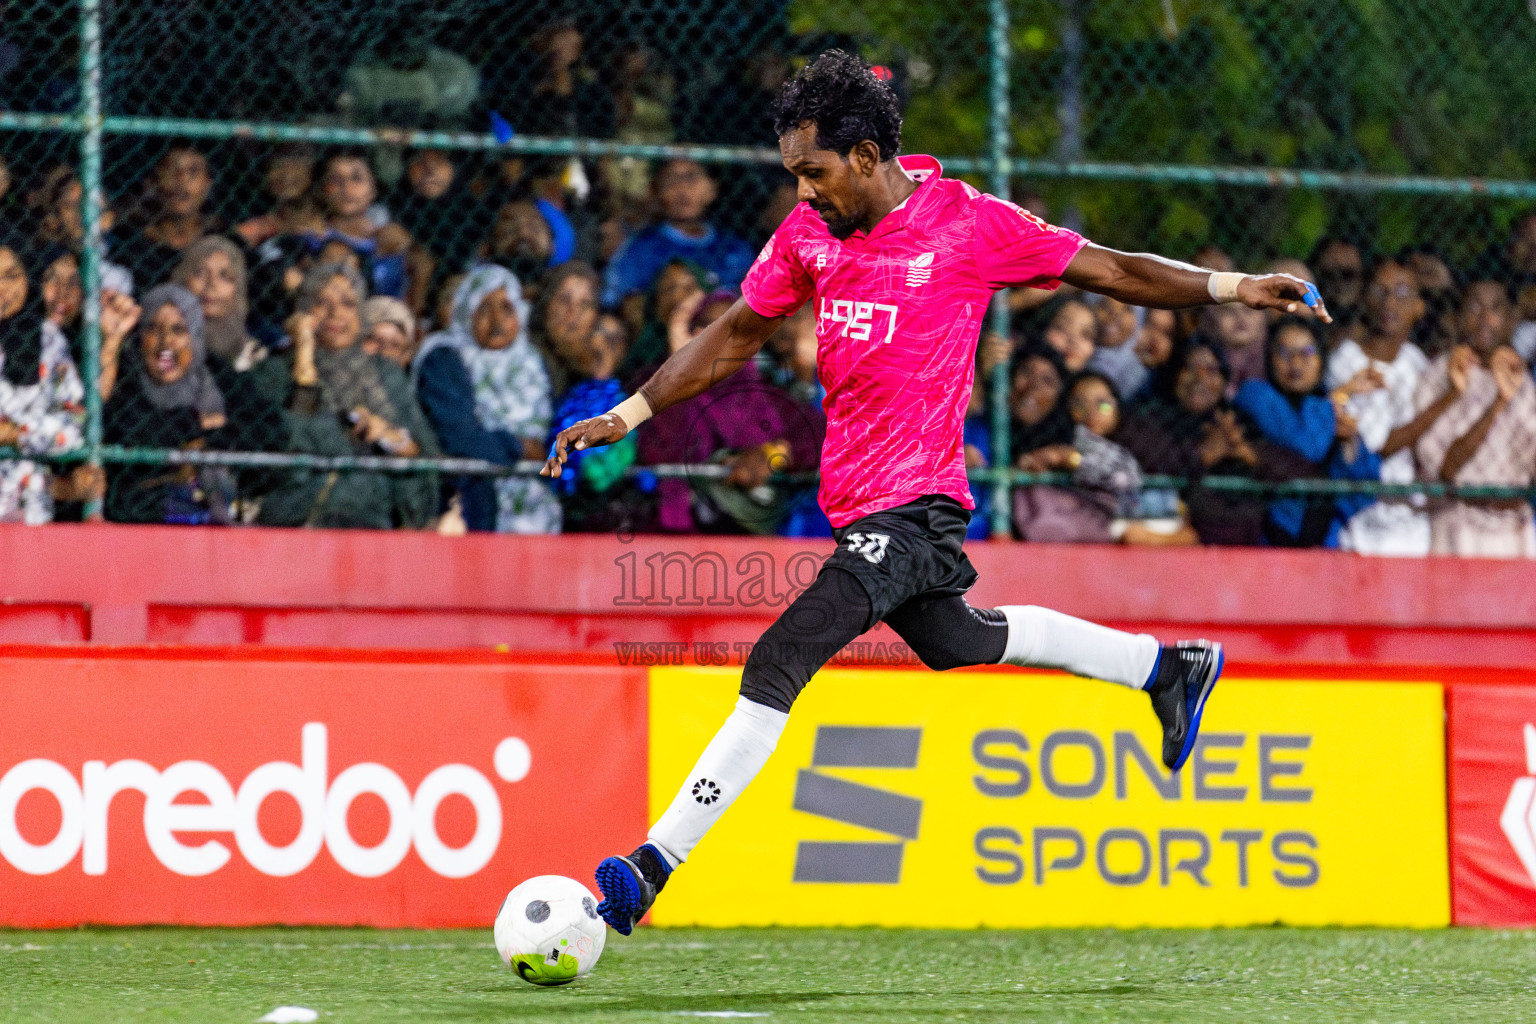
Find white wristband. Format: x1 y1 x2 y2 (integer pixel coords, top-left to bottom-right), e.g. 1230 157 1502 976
610 392 653 432
1208 272 1245 304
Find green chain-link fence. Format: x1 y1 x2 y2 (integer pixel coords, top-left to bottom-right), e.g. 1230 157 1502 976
0 0 1534 545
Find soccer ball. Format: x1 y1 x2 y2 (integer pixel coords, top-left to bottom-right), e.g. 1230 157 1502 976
493 875 607 986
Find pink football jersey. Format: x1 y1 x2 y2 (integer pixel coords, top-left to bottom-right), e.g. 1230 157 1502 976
741 154 1087 527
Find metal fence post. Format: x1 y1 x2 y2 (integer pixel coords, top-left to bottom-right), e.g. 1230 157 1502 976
77 0 105 519
988 0 1013 538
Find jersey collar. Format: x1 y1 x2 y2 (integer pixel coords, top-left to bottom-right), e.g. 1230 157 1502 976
854 154 942 246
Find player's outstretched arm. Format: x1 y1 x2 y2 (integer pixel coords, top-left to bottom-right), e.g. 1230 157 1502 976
1060 243 1332 323
541 298 782 478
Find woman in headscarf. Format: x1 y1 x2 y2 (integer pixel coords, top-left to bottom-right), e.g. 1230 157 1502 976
617 257 714 386
1006 342 1100 542
0 240 97 523
1233 315 1381 547
531 260 602 400
36 245 81 352
414 264 561 534
1114 336 1315 545
359 296 418 370
102 284 284 524
172 235 267 371
1008 342 1074 466
254 262 441 529
542 270 653 533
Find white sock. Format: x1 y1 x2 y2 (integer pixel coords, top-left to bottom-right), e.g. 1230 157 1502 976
996 605 1160 690
647 696 789 868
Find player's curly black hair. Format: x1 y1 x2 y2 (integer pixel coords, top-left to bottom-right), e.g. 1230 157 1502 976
771 49 902 161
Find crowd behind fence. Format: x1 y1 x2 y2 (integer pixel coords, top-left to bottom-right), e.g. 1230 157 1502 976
0 0 1535 555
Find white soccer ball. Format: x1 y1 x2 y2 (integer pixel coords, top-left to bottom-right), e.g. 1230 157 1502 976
493 875 607 986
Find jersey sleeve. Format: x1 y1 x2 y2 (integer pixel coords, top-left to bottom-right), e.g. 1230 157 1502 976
740 217 814 318
972 196 1088 291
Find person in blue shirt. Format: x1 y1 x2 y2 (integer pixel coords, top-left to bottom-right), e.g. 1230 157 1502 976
602 159 754 311
1234 315 1380 547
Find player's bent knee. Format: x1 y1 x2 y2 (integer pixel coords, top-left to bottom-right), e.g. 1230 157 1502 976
906 638 974 672
738 648 803 714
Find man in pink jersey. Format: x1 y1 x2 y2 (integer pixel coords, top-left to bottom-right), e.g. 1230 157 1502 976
540 50 1330 935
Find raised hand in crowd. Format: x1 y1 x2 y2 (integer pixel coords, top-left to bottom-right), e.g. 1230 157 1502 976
1490 346 1526 404
95 289 142 400
978 331 1013 379
287 310 319 387
1446 344 1477 396
348 405 420 457
665 279 707 355
350 404 418 457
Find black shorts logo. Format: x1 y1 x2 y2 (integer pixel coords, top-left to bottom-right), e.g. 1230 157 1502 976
692 778 721 805
842 531 891 564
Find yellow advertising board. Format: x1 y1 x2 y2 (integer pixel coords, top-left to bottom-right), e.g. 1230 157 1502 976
648 668 1448 927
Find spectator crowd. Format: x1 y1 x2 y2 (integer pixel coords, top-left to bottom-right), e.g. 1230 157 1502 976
1 22 1536 556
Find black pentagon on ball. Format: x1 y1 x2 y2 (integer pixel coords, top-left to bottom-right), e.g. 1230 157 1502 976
525 899 551 924
582 896 598 920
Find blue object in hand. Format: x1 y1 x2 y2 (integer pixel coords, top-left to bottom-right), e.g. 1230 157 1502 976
1301 282 1323 309
490 110 514 145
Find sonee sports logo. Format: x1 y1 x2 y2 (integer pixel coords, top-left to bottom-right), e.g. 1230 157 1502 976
692 778 721 805
843 532 890 564
793 725 922 884
1500 722 1536 886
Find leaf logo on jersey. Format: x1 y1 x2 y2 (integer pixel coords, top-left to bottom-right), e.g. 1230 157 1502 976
843 532 891 564
905 252 935 288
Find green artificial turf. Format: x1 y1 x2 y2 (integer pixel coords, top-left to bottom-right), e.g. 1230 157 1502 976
1 926 1533 1023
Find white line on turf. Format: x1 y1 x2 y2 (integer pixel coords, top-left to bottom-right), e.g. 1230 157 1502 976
256 1008 319 1023
669 1014 770 1019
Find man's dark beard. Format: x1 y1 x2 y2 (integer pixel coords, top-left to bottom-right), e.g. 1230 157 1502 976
814 204 862 240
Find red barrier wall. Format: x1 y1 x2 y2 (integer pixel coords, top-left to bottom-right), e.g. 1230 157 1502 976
0 649 647 927
5 522 1536 667
1448 682 1536 926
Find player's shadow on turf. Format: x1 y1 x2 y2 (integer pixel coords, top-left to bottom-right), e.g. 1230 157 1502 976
464 984 1148 1013
459 991 841 1013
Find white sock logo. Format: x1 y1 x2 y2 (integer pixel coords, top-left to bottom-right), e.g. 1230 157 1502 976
1500 723 1536 886
843 532 890 564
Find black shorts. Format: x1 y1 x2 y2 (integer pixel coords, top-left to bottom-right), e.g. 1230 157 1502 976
824 494 980 633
